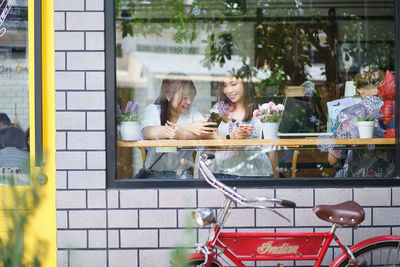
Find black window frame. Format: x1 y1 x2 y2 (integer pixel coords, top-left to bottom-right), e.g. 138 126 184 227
105 0 400 189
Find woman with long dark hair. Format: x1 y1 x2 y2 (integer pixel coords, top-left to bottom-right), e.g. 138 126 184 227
209 64 275 178
140 72 215 178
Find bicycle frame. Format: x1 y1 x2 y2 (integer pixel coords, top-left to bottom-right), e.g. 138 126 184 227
193 225 400 267
185 154 400 267
186 155 400 267
201 231 337 266
193 200 350 267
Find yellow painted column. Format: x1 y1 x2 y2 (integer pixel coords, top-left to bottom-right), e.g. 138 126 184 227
28 0 57 265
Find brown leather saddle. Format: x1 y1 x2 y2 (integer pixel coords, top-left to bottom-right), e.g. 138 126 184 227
313 201 365 227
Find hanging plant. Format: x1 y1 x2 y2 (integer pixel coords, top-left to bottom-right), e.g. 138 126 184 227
168 0 188 54
201 32 233 68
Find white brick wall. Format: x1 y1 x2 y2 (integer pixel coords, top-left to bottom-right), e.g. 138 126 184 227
109 250 138 267
57 230 87 248
54 1 400 267
54 32 85 50
119 189 158 208
69 250 107 267
66 13 104 31
55 72 85 90
121 230 158 248
0 60 29 130
108 210 138 228
88 230 107 248
86 72 105 89
68 170 106 189
56 186 400 266
66 91 105 110
54 0 84 10
69 210 107 228
88 190 106 208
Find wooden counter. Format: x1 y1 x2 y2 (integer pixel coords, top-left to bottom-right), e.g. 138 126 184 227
117 138 395 148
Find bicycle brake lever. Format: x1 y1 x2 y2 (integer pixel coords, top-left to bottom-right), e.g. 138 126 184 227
279 199 297 208
249 197 296 208
198 158 294 222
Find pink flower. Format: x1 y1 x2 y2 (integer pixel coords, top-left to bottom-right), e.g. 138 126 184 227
261 103 270 110
271 105 280 112
257 102 284 122
253 109 260 118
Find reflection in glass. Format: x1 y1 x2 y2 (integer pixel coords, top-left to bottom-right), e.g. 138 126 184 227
138 73 206 179
0 0 29 185
115 0 395 179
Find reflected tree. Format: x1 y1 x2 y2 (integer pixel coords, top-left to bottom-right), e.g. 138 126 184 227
115 0 394 131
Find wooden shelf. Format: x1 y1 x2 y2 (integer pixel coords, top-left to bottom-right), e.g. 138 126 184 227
117 138 395 148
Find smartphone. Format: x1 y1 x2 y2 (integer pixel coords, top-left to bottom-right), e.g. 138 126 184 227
239 124 254 135
207 113 221 128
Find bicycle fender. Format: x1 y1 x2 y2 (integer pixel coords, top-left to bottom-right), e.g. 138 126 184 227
330 235 400 267
187 252 223 267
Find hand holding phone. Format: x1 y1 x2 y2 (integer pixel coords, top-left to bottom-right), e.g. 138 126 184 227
239 124 254 135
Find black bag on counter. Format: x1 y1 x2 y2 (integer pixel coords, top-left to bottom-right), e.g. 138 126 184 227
134 153 164 179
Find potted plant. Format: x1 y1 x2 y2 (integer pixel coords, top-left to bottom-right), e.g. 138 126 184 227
253 101 285 139
117 101 141 141
356 114 375 138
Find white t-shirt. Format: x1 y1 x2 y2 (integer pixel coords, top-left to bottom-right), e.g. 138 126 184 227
209 102 273 177
141 104 204 173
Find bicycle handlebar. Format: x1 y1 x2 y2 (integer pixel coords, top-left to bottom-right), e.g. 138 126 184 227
247 197 296 208
199 154 296 211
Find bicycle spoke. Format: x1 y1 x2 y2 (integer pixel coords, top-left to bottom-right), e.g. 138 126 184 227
360 254 368 266
395 242 400 266
385 248 391 266
342 243 400 267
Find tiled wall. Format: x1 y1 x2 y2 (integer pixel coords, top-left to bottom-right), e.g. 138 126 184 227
0 60 29 130
54 1 400 266
56 186 400 267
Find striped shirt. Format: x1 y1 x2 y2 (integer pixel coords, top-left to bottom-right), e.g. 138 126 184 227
0 147 29 171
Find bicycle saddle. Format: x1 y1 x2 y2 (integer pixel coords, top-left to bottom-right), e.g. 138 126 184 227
313 201 365 227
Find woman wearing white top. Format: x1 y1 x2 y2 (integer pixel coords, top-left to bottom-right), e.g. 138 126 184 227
209 65 276 178
141 73 215 178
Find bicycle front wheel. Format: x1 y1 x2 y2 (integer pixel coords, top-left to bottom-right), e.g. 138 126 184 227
337 240 400 267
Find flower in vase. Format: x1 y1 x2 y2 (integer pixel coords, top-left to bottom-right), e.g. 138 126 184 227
253 101 285 123
117 101 140 122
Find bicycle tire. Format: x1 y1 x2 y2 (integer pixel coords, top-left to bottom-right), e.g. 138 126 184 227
337 240 400 267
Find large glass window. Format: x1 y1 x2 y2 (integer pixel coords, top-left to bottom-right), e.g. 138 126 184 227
0 0 30 185
112 0 397 182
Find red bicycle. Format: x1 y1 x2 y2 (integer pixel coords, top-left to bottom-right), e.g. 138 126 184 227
175 154 400 267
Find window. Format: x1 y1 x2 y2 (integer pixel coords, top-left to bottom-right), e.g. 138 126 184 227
0 0 30 185
106 0 399 187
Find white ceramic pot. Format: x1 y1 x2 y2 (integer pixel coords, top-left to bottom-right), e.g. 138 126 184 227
357 121 374 138
120 121 141 141
262 122 280 139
